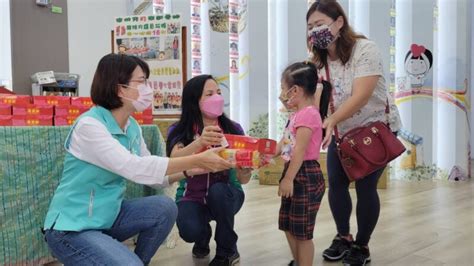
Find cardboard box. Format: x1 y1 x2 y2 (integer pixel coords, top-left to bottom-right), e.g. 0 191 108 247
71 97 93 107
12 115 53 126
0 95 31 106
33 96 71 106
13 104 54 116
0 115 12 126
258 157 285 185
55 105 89 116
54 115 79 126
153 118 179 140
0 104 12 115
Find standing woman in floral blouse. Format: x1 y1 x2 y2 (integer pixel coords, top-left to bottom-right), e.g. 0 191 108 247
306 1 402 265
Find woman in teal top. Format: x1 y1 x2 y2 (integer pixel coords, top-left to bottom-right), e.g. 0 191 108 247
43 54 233 266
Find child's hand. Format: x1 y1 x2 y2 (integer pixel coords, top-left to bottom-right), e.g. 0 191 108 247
278 177 294 198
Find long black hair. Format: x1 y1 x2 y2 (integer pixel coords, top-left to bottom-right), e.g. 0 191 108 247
166 75 241 156
281 61 332 122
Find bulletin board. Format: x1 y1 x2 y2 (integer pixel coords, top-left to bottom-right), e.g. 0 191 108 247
112 14 187 118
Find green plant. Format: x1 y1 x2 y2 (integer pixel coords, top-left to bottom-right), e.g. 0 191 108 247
248 113 269 138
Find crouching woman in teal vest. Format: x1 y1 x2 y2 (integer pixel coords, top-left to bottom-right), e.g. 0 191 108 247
43 54 233 266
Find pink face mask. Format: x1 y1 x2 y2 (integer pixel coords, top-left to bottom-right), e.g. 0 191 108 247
120 84 153 112
200 94 224 118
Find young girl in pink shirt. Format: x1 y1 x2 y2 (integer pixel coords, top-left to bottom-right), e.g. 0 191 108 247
277 61 332 266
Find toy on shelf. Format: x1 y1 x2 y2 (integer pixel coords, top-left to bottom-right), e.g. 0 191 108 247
218 134 277 169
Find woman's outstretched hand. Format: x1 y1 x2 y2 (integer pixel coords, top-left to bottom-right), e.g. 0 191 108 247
196 147 234 172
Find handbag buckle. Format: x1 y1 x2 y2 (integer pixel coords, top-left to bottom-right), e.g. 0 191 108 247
363 137 372 145
349 139 356 147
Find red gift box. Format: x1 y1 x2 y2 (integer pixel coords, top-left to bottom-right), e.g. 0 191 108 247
133 107 152 116
12 115 53 126
0 104 12 115
224 134 277 154
71 97 93 107
54 115 79 126
13 104 54 116
0 95 31 106
0 115 12 126
55 105 89 116
132 114 153 125
33 96 71 106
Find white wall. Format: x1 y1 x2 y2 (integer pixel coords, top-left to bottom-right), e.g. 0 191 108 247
67 0 128 96
287 0 308 64
0 0 12 89
248 0 268 124
351 0 391 80
471 0 474 159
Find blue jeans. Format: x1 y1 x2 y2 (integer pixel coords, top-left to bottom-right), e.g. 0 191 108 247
44 196 178 266
177 183 244 257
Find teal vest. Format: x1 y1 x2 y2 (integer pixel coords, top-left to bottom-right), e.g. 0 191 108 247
44 106 142 231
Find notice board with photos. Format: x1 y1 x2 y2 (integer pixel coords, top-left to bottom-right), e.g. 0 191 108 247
113 14 186 117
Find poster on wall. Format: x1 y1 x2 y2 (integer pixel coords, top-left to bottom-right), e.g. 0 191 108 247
153 0 165 14
191 0 202 76
229 0 239 74
114 14 183 116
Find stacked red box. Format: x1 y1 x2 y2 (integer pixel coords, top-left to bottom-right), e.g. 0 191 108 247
54 116 79 126
12 115 53 126
54 105 90 126
131 114 153 125
132 107 153 125
13 104 54 116
0 104 12 115
33 96 71 106
0 95 31 106
71 97 93 108
133 108 152 116
55 105 89 116
0 115 12 126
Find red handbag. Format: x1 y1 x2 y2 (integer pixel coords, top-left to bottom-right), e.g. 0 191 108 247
325 68 405 181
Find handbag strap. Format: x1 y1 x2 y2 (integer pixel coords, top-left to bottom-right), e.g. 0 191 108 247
325 66 341 144
325 66 391 144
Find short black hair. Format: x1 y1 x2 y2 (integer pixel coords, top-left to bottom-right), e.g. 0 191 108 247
90 54 150 110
